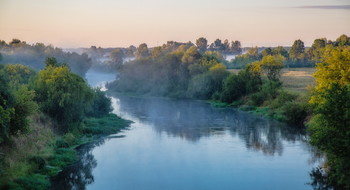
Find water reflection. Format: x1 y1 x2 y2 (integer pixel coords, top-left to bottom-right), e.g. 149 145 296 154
114 95 307 156
50 139 105 190
51 94 319 190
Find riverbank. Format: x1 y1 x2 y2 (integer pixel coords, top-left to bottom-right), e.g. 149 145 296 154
0 113 131 190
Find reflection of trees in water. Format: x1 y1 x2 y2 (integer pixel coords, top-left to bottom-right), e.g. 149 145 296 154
50 139 106 190
117 95 307 156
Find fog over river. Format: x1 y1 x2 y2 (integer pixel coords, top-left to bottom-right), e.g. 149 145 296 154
51 70 320 190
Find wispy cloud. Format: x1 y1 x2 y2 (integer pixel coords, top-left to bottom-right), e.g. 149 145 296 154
295 5 350 10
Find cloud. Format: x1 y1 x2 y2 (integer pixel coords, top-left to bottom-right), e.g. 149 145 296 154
295 5 350 10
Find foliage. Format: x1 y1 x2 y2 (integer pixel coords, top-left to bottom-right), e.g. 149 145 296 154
31 63 94 131
253 55 285 81
83 114 131 135
86 88 113 118
196 37 208 53
0 40 92 77
308 46 350 188
220 65 262 103
135 43 150 59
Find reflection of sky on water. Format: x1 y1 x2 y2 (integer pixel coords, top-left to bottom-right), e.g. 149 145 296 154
51 74 321 190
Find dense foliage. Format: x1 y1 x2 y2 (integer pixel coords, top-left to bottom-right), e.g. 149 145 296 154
308 47 350 189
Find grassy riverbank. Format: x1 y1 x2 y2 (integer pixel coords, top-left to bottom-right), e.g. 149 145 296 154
0 113 131 190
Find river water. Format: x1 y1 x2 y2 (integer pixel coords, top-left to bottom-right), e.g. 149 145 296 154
51 71 319 190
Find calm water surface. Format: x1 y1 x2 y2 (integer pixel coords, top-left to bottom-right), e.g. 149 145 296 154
52 71 319 190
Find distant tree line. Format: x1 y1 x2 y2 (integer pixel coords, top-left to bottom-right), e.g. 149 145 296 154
228 34 350 68
0 39 92 77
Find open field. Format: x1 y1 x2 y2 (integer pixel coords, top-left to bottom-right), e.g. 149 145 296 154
228 68 316 95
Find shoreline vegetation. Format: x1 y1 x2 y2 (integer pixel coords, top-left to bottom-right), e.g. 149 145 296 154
105 35 350 189
0 34 349 189
0 58 131 189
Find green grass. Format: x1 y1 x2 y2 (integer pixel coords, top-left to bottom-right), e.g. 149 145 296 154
83 113 132 135
229 67 316 95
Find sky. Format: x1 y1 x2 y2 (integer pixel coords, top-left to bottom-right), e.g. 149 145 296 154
0 0 349 48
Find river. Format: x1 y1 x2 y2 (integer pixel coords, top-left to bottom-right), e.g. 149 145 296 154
51 71 320 190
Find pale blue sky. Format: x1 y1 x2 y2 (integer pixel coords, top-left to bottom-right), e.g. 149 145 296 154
0 0 349 47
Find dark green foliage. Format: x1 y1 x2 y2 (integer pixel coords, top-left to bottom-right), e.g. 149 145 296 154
0 65 37 142
10 86 38 135
308 84 350 188
221 74 246 103
187 64 229 99
9 174 50 190
0 72 14 143
87 88 112 118
83 114 131 135
281 102 308 126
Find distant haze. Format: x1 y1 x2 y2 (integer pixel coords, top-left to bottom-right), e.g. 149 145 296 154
0 0 349 48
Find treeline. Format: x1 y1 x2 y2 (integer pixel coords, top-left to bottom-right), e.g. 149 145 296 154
0 58 128 189
0 39 92 77
228 34 350 69
107 34 350 188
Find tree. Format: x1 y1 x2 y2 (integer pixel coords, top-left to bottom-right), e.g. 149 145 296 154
135 43 150 59
261 48 273 57
231 41 242 54
273 46 288 58
335 34 350 46
151 47 163 58
87 88 112 118
308 47 350 188
307 38 327 62
181 46 201 64
109 49 125 70
223 39 230 53
32 63 94 131
253 55 285 81
0 72 14 143
289 39 305 61
195 37 208 53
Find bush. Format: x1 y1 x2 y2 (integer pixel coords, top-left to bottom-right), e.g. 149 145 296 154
282 102 308 126
86 88 112 118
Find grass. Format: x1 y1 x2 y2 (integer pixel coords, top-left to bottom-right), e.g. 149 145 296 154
228 67 315 95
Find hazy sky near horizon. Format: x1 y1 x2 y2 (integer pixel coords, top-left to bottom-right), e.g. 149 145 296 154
0 0 349 48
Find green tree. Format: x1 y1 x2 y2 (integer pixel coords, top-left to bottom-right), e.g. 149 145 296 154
32 63 94 131
335 34 350 46
272 46 288 58
181 46 201 64
308 47 350 188
151 47 163 58
307 38 327 62
87 88 112 118
253 55 285 81
289 39 305 61
10 86 38 135
195 37 208 53
0 72 14 143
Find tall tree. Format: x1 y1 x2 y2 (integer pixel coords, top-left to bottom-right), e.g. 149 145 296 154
231 41 242 54
289 39 305 61
195 37 208 53
135 43 150 59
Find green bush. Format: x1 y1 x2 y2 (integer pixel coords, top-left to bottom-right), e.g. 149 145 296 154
282 102 308 126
